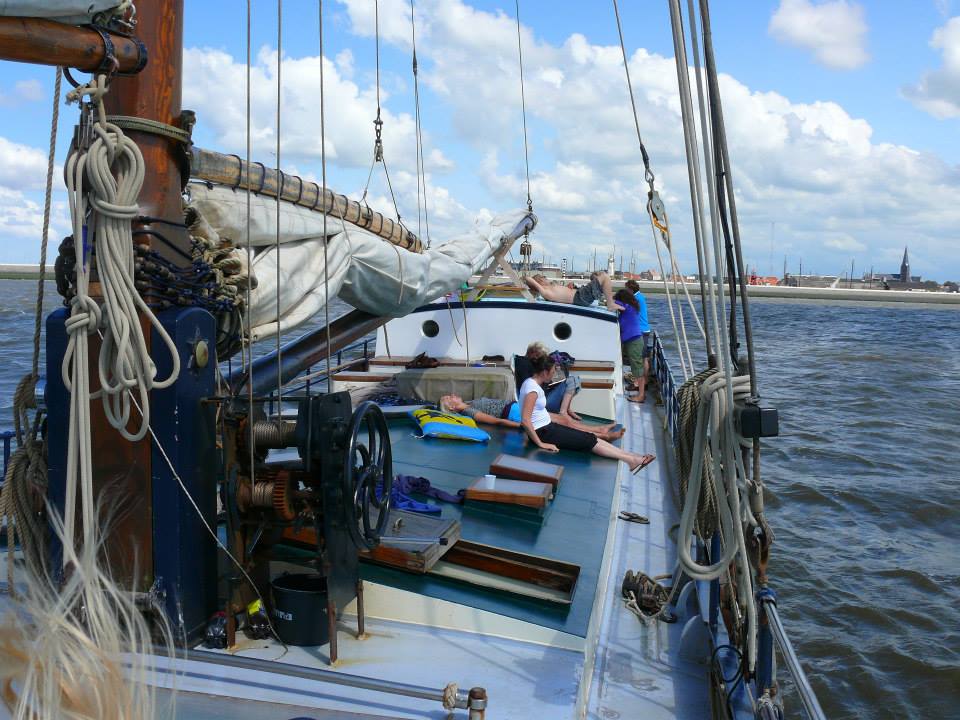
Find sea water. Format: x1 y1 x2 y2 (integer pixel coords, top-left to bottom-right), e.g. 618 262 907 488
1 280 957 719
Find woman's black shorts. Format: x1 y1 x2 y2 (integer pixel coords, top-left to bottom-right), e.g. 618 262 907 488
536 422 597 451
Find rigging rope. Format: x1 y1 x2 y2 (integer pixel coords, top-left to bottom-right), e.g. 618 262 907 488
360 0 406 227
613 0 700 376
245 0 256 497
62 73 180 554
514 0 533 213
320 0 332 392
666 0 761 673
410 0 432 248
275 0 284 413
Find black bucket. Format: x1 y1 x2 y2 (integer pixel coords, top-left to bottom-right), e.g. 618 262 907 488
270 573 330 646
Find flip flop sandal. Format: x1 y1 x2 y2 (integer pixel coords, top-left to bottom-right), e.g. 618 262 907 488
618 511 649 524
631 455 655 474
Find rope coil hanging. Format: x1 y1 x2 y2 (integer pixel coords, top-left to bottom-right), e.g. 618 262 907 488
61 72 180 554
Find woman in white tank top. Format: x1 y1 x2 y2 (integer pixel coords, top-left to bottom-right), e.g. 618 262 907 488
519 354 655 473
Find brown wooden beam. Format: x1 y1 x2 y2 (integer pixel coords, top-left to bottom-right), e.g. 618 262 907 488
0 17 145 73
190 146 423 253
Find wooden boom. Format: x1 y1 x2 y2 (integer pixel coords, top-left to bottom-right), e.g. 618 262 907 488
189 146 422 253
0 17 146 73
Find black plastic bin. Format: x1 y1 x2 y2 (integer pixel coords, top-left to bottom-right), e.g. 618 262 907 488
270 573 330 646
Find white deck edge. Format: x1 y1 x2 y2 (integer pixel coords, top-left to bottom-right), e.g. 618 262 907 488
574 397 626 719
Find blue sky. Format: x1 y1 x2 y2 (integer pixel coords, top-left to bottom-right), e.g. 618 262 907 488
2 0 960 280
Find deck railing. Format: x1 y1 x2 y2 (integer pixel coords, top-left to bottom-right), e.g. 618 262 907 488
267 338 373 414
650 332 681 444
0 429 13 481
648 332 826 719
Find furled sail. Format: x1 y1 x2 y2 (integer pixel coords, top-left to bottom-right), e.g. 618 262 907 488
0 1 118 21
187 183 535 341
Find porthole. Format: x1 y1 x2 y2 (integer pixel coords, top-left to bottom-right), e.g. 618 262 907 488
553 322 572 341
422 319 440 338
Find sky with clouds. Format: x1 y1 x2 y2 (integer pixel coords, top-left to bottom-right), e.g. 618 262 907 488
2 0 960 280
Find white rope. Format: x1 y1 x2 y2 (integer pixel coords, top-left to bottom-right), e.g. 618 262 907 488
62 74 180 553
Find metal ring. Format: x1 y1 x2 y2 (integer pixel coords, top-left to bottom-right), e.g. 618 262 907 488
293 175 304 204
276 169 285 199
254 162 267 193
88 25 118 77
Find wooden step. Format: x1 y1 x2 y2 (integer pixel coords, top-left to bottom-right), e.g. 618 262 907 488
370 355 510 368
581 379 615 390
332 371 393 383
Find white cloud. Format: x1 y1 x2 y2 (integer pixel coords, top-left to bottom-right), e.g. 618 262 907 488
903 17 960 118
824 235 867 252
336 0 960 278
0 79 44 107
0 187 70 263
0 136 58 191
769 0 869 70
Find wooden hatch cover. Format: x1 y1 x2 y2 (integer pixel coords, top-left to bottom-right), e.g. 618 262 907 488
489 453 564 490
464 476 552 509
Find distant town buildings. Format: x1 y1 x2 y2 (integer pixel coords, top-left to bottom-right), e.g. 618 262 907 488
871 247 921 286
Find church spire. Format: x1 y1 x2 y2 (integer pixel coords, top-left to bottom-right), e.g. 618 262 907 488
900 246 910 282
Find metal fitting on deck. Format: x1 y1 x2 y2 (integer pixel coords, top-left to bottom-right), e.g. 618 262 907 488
468 687 487 719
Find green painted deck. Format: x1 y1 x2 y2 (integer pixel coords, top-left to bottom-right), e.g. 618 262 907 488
360 417 622 638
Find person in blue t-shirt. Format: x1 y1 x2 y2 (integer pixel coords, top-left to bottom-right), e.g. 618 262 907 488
614 288 647 403
625 280 651 401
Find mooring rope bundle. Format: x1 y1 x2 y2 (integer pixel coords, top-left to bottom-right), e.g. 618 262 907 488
676 366 720 538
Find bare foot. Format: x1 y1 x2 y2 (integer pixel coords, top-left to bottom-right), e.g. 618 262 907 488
605 428 626 441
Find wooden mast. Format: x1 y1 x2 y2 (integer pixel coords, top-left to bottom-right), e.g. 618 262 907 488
88 0 187 586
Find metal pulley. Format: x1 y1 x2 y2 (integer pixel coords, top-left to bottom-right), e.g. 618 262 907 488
520 237 533 259
648 190 669 239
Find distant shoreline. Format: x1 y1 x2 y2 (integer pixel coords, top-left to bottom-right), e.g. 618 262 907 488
475 276 960 307
0 265 50 280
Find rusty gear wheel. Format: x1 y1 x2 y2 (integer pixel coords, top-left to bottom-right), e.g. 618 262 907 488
272 474 296 521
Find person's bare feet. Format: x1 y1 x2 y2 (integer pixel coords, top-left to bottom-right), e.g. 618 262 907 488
605 428 626 441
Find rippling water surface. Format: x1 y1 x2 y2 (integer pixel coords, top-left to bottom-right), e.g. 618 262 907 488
1 280 957 718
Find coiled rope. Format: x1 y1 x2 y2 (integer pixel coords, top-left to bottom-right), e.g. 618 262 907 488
62 74 180 553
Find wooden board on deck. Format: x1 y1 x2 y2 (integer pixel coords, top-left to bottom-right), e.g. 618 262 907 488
489 453 564 490
430 540 580 605
464 476 552 508
359 510 460 573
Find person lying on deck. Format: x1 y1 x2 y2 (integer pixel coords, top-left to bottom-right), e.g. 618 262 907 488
523 271 617 309
439 394 626 441
519 354 654 474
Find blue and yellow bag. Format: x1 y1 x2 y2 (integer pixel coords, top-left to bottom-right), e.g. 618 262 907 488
410 408 490 443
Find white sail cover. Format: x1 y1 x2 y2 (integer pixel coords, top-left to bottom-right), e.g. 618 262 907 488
0 1 118 20
187 184 535 341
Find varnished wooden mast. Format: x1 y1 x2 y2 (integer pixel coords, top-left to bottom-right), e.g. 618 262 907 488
88 0 188 586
